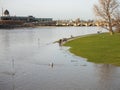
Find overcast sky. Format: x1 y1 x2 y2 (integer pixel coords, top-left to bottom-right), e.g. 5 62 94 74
0 0 97 20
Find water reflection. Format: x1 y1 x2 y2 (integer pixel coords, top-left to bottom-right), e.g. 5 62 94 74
95 64 120 90
2 31 10 48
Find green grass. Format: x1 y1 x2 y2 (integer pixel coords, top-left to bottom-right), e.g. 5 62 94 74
64 33 120 66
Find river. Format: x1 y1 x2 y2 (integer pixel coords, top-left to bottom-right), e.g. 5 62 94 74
0 27 120 90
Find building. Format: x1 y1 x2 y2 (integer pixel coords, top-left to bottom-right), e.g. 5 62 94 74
0 16 35 22
0 9 53 22
0 9 56 26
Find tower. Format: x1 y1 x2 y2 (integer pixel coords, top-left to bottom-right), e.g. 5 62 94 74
4 9 10 16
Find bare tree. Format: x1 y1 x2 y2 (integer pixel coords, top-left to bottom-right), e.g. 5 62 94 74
94 0 119 35
114 9 120 32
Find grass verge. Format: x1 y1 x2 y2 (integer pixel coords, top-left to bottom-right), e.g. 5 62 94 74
64 33 120 66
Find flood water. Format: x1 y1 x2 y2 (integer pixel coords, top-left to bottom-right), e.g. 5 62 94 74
0 27 120 90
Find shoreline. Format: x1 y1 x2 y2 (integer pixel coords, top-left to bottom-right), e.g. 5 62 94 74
55 33 100 45
63 33 120 66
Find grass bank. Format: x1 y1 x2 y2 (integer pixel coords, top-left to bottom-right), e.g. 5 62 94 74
64 33 120 66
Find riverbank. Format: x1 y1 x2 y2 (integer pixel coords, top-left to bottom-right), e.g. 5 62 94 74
64 33 120 66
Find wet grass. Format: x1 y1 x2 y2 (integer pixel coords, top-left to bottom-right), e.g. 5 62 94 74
64 33 120 66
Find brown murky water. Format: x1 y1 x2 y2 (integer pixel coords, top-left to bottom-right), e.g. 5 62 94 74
0 27 120 90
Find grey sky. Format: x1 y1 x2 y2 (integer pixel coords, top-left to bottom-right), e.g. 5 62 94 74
0 0 97 20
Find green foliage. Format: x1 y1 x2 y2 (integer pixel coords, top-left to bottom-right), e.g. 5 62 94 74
64 33 120 66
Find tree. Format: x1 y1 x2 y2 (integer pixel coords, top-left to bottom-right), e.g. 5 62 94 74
114 9 120 33
94 0 119 35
